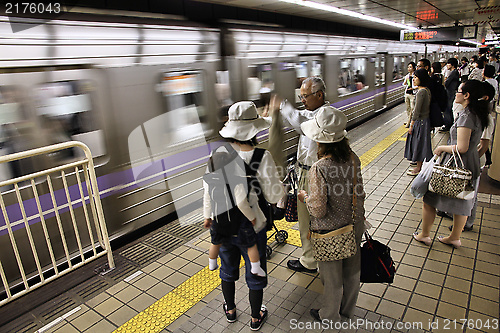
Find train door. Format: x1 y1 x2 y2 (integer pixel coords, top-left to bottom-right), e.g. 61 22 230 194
374 53 386 110
241 61 275 111
387 55 405 107
115 64 215 232
34 80 106 162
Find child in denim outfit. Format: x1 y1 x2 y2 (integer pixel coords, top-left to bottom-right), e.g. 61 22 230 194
203 151 266 277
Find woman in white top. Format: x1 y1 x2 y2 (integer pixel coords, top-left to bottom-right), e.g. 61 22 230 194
203 101 284 331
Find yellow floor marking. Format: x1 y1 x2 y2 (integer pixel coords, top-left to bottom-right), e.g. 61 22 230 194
114 125 407 333
359 126 408 169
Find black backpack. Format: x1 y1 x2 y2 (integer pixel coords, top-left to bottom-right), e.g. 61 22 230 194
203 145 268 237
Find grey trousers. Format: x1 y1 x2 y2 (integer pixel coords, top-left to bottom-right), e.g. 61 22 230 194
317 249 361 322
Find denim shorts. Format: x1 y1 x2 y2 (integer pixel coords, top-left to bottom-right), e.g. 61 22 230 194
219 228 267 290
236 220 257 248
210 220 256 247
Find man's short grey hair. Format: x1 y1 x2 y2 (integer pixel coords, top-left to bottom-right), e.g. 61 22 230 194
303 77 326 94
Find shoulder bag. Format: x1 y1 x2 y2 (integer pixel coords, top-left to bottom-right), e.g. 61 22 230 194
283 168 298 222
428 147 474 200
309 155 357 261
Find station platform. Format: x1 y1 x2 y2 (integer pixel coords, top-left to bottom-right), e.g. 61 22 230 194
2 104 499 333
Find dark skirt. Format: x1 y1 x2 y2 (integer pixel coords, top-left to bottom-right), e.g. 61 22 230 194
404 118 433 163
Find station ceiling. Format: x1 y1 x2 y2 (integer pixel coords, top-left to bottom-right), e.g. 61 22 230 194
195 0 500 45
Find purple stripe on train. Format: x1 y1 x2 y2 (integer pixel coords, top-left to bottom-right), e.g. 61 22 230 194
0 143 222 235
0 85 404 235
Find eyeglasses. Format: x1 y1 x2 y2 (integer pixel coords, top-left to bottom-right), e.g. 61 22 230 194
298 90 319 100
456 91 463 94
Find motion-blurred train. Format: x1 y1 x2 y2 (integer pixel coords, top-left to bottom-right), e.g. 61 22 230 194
0 14 475 288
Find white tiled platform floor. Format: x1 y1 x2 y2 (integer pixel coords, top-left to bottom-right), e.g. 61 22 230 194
42 104 499 333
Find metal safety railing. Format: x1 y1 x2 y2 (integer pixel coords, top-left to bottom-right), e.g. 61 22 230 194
0 141 114 306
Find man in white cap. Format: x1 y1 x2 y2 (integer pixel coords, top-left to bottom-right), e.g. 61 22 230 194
440 57 451 81
269 77 332 273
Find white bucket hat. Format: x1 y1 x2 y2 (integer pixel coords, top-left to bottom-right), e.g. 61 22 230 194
219 101 272 141
300 105 347 143
439 58 446 63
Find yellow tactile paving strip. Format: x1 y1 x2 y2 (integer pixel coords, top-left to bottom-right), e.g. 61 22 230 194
359 126 408 169
114 126 407 333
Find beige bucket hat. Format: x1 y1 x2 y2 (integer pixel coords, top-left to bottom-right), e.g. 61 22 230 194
300 105 348 143
219 101 271 141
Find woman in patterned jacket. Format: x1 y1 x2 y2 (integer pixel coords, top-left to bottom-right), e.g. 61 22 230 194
297 105 366 323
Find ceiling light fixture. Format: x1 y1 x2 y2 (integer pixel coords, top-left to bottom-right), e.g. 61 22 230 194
459 39 482 46
279 0 417 30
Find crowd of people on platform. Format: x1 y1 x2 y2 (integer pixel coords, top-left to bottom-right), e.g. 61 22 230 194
200 51 498 329
404 52 498 249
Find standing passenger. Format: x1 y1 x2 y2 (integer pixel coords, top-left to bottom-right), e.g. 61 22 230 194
296 106 365 323
459 57 470 83
440 58 460 132
417 58 431 73
403 62 417 128
468 58 484 81
205 101 284 331
269 77 330 274
413 80 490 248
404 69 433 175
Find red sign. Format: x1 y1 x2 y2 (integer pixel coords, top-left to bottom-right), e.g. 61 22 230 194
416 10 438 21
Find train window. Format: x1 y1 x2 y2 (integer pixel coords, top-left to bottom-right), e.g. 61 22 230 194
393 57 404 81
311 60 322 78
375 56 385 86
247 64 273 102
294 62 308 103
296 61 307 80
0 86 34 181
34 80 106 161
338 58 367 97
215 70 233 122
158 71 210 144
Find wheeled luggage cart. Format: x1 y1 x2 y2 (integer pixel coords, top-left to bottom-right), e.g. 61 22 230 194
265 206 289 259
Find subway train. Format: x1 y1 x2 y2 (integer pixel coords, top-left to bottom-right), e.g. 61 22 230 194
0 14 475 293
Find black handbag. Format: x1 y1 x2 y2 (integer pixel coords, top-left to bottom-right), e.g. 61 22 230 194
360 231 396 283
284 169 298 222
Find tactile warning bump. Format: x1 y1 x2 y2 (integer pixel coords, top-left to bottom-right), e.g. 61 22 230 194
285 230 301 247
114 292 194 333
267 219 301 246
172 267 221 304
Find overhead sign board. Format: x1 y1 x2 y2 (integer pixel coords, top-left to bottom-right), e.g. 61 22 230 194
401 27 460 42
473 6 500 24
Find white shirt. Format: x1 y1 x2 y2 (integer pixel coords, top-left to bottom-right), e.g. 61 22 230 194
403 73 417 94
280 101 330 168
485 78 499 101
442 67 451 80
482 114 495 140
203 145 285 233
